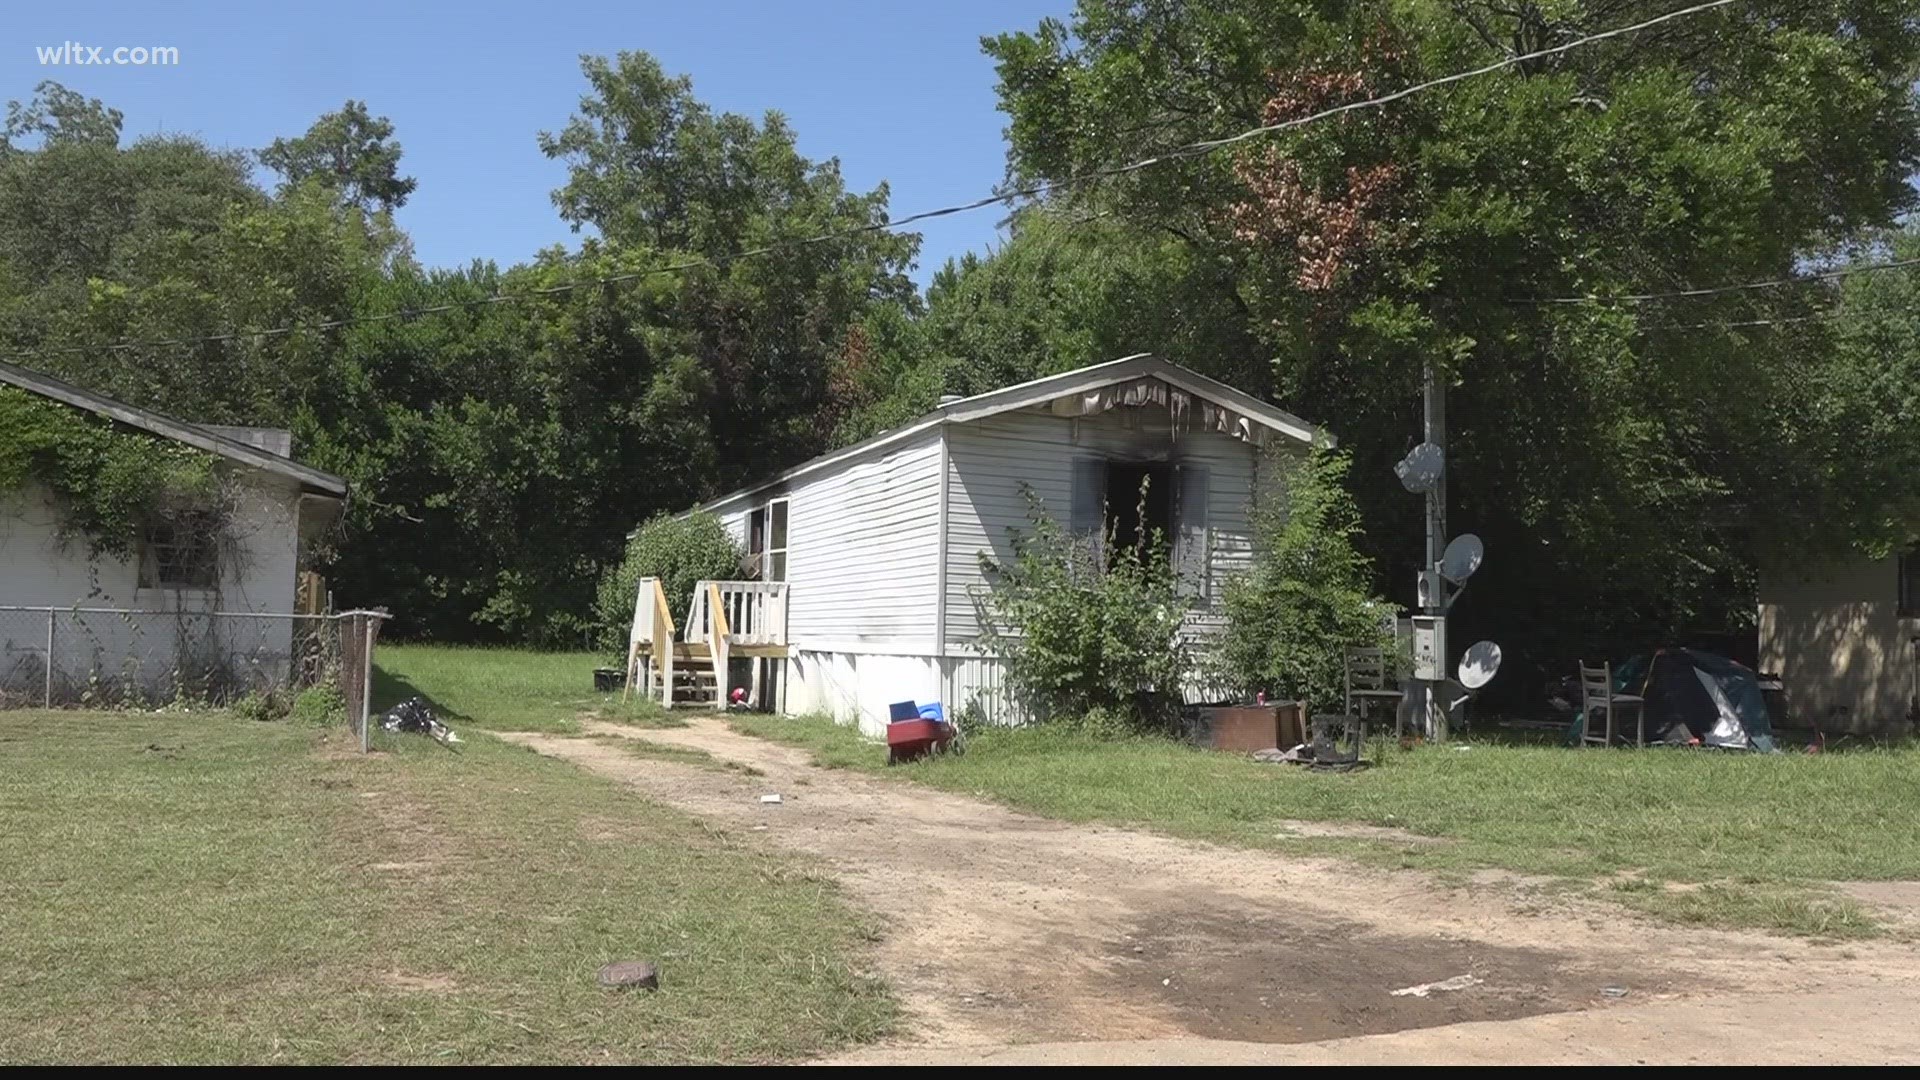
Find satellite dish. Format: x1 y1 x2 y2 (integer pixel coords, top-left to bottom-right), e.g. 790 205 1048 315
1458 640 1502 689
1439 533 1484 585
1394 442 1445 494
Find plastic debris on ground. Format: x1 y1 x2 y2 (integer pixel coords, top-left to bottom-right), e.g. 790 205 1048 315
380 695 460 745
1389 973 1480 998
1250 743 1371 771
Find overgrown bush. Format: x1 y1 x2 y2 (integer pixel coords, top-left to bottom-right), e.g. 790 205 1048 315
290 684 346 726
593 511 745 651
0 385 225 559
1214 445 1397 711
232 688 292 723
979 484 1190 733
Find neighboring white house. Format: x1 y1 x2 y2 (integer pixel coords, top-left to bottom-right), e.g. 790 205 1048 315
1758 551 1920 734
673 354 1321 734
0 360 348 704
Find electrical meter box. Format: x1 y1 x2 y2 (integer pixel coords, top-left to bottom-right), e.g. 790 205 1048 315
1416 570 1445 610
1411 615 1447 682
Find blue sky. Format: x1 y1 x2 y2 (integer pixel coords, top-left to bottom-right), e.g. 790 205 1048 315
2 1 1073 285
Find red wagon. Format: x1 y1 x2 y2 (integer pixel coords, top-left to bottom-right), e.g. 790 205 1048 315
885 718 952 764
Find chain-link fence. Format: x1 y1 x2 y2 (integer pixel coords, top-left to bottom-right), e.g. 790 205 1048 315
0 606 388 749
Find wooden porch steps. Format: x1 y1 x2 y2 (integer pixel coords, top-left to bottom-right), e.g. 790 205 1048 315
624 577 789 710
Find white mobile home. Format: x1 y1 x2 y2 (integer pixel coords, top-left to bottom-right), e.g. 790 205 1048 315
655 354 1320 733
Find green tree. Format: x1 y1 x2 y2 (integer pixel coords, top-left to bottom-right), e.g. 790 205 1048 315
305 248 708 644
540 51 920 491
2 80 122 149
259 100 417 212
838 207 1270 444
984 0 1920 659
1793 226 1920 559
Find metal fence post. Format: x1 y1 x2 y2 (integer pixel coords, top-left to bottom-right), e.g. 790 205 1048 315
359 614 375 753
44 608 54 708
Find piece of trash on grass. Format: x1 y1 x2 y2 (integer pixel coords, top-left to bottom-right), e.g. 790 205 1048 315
381 696 461 745
1161 977 1172 987
1390 973 1480 998
759 793 782 804
1601 986 1629 999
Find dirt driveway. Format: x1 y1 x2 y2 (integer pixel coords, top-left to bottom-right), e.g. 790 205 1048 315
500 719 1920 1065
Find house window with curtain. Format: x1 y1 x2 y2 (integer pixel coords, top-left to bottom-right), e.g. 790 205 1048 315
747 497 790 582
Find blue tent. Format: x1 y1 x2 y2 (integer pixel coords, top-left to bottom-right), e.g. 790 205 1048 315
1612 649 1777 751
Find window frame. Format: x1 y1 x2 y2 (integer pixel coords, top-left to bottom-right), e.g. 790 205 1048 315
137 520 219 591
747 496 790 582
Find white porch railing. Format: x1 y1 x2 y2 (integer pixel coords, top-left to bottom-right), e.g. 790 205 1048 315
624 577 677 704
687 581 789 648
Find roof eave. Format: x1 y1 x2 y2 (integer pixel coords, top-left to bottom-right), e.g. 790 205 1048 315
0 359 348 497
669 354 1324 525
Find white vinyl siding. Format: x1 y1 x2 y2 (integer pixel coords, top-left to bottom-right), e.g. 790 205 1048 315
942 407 1268 649
779 427 944 652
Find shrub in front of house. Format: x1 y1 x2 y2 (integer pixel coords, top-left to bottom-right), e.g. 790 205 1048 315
594 511 745 652
1213 445 1397 712
979 485 1191 734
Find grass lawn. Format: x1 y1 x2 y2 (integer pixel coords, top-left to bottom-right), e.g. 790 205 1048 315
0 709 892 1064
731 713 1920 938
373 643 682 733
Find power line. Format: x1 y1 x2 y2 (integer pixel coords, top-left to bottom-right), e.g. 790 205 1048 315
1658 313 1828 331
1531 255 1920 306
0 0 1745 361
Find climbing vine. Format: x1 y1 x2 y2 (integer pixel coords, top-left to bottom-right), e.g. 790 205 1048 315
0 386 224 559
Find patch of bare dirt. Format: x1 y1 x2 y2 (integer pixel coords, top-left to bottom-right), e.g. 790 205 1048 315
1837 882 1920 928
499 718 1920 1061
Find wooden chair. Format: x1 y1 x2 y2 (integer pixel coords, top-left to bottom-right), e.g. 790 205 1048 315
1345 647 1404 734
1578 661 1646 747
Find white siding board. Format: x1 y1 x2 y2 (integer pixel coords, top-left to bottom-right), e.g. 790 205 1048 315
716 506 750 549
783 428 944 651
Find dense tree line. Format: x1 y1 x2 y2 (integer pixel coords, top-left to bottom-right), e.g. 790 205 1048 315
4 1 1919 661
1 56 912 645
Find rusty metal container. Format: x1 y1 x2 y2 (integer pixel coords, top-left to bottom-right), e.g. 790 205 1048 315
1192 701 1307 752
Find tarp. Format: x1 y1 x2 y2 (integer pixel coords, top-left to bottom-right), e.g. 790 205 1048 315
1612 649 1777 752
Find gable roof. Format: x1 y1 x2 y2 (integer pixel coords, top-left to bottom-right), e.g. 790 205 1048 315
693 353 1321 516
0 359 348 498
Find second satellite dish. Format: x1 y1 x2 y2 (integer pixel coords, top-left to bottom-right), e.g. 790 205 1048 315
1394 442 1445 494
1439 533 1484 584
1457 640 1502 689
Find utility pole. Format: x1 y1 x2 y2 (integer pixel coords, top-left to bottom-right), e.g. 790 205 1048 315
1397 362 1494 741
1421 361 1448 742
